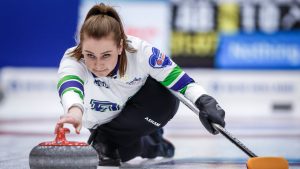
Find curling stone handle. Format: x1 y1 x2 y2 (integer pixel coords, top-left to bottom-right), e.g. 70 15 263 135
55 128 70 143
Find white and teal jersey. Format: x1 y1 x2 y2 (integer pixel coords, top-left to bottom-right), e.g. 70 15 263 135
57 35 206 129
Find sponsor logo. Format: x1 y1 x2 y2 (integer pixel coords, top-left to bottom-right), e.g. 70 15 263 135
94 79 109 88
216 33 300 69
126 77 142 85
149 47 172 68
90 99 120 112
144 117 161 127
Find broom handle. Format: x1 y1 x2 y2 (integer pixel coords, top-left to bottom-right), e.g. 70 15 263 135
170 90 258 158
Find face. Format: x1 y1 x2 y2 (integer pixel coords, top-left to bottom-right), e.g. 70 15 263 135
82 35 123 77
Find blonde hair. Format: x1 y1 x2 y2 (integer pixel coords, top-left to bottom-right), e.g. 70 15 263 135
69 3 136 77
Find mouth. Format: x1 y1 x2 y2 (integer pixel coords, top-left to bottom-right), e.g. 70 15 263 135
94 69 107 73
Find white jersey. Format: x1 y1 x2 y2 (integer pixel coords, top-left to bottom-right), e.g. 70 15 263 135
57 35 206 129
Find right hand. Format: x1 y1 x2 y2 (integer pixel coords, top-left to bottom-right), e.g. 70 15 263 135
55 106 83 134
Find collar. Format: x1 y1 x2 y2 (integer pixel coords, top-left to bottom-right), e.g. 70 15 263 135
109 56 120 79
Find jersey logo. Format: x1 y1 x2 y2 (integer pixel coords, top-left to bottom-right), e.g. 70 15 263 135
94 79 109 88
90 99 120 112
149 47 172 68
126 77 142 85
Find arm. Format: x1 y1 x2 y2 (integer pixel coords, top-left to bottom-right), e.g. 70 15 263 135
55 48 87 134
140 42 225 134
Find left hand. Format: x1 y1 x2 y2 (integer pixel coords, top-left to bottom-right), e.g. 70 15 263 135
195 94 225 135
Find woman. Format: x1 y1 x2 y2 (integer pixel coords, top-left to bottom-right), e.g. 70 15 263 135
55 3 225 166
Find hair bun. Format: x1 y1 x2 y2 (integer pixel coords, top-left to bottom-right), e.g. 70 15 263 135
88 5 116 20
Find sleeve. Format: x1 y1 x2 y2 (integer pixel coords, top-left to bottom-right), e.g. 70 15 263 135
57 47 86 114
139 40 207 103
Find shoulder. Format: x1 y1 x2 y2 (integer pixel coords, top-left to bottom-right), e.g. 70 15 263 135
125 35 166 64
126 35 142 46
59 46 85 68
61 46 81 62
126 35 151 51
62 46 77 59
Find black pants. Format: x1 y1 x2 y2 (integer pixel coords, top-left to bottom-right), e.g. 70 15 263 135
90 76 179 162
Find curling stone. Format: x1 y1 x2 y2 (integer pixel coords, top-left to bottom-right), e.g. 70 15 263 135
29 128 98 169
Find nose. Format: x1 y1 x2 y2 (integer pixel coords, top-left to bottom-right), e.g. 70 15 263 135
94 58 103 69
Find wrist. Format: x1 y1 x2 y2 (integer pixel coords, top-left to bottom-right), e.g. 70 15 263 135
68 103 84 114
68 106 83 118
196 94 212 110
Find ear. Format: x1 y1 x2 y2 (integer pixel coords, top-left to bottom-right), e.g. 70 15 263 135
118 39 123 55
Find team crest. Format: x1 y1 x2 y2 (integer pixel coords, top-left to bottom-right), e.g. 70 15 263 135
94 79 109 88
149 47 172 68
90 99 120 112
126 77 142 85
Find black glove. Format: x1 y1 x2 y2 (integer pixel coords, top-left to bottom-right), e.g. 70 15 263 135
195 94 225 135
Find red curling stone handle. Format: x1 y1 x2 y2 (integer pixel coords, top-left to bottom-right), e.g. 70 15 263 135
39 128 88 146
